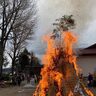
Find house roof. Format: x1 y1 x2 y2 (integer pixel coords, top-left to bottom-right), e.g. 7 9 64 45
80 43 96 56
3 68 11 73
85 43 96 49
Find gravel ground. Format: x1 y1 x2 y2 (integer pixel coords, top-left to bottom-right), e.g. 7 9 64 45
0 86 35 96
0 82 95 96
0 80 36 96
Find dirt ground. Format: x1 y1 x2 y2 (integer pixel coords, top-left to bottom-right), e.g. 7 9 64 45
0 83 95 96
0 86 35 96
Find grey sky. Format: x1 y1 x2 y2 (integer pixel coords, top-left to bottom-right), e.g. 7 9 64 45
27 0 96 58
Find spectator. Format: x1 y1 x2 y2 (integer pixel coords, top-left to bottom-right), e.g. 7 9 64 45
30 77 35 86
12 75 16 86
80 73 83 80
21 74 25 81
16 74 22 86
27 74 30 83
34 74 37 83
88 73 93 87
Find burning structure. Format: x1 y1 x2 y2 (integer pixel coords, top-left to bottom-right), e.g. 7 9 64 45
33 15 94 96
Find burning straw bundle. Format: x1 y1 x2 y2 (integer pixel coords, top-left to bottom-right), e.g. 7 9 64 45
33 32 80 96
33 15 94 96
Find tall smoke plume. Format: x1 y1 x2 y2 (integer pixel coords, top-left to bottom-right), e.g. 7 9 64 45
29 0 96 56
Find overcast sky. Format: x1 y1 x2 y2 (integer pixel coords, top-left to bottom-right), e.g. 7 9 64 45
27 0 96 58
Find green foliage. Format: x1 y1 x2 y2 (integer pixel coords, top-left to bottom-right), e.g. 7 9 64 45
1 73 11 81
51 15 75 39
31 52 41 67
18 48 41 74
18 48 30 72
23 48 30 55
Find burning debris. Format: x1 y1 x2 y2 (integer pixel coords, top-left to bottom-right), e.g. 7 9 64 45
33 15 94 96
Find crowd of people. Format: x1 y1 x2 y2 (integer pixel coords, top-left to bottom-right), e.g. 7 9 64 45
12 74 41 87
12 74 24 86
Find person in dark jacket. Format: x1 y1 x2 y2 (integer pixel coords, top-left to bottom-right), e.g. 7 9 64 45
12 76 16 86
16 75 22 86
88 73 93 87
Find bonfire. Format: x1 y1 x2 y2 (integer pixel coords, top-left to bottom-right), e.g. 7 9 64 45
33 15 94 96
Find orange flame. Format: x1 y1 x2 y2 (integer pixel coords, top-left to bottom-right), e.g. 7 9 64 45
33 32 78 96
84 87 94 96
68 91 74 96
33 31 94 96
63 32 78 76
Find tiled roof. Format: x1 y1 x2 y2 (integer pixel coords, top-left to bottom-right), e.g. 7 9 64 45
85 43 96 49
80 43 96 56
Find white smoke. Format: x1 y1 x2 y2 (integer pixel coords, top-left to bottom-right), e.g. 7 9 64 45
29 0 96 55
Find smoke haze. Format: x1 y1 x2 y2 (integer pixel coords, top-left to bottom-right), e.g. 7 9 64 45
28 0 96 57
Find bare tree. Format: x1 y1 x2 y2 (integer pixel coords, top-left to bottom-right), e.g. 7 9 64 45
0 0 36 76
8 17 36 75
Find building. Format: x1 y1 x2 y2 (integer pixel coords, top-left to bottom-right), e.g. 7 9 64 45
77 44 96 76
3 68 11 74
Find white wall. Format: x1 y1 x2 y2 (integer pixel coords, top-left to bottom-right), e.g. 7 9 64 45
77 55 96 76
